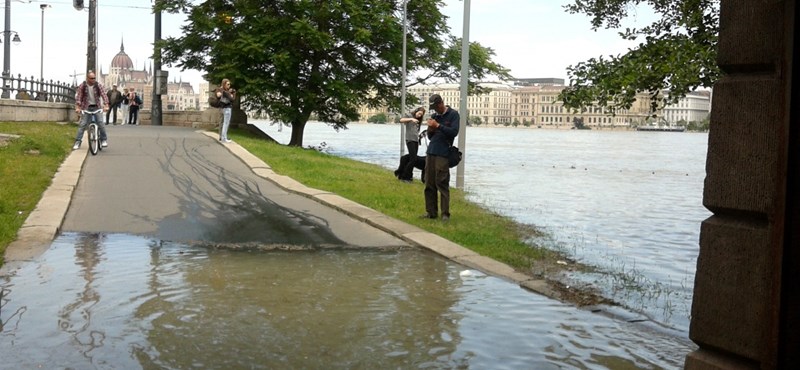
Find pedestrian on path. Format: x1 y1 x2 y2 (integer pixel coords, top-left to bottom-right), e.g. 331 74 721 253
216 78 236 143
106 84 123 124
120 88 130 124
127 87 142 125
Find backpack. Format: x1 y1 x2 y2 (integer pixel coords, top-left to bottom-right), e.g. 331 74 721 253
208 94 221 108
448 146 462 168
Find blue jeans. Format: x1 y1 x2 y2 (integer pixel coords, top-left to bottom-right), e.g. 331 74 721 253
75 110 107 143
220 107 232 140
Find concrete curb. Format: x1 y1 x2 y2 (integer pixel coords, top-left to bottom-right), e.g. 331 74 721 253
203 132 559 299
1 146 88 274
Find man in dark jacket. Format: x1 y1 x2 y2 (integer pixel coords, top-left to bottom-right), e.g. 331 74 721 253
106 84 123 124
421 94 459 222
127 87 143 125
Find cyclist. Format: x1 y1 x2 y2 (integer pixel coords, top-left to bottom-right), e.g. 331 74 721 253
73 71 110 150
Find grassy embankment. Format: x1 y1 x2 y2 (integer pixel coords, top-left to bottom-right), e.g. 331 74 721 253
0 122 76 265
0 122 560 276
227 127 559 272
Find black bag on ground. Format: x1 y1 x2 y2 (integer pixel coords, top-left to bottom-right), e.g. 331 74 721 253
448 146 462 168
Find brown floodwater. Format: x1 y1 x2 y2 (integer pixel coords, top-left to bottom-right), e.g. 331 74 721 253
0 232 695 369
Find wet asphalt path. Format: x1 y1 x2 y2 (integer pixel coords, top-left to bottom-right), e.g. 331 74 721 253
61 125 408 249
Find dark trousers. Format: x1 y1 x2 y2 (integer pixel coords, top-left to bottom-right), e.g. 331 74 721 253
105 105 118 124
424 155 450 218
129 105 140 125
399 140 419 180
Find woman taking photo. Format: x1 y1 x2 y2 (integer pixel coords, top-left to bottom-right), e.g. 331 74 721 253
216 79 236 143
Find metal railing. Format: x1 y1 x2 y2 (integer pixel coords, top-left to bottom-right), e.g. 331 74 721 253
2 74 75 104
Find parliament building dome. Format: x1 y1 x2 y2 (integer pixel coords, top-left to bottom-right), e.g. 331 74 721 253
111 41 134 70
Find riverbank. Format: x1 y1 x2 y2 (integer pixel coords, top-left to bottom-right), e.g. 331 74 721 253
227 126 616 307
2 121 616 310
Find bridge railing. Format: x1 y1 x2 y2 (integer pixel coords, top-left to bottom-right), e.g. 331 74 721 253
2 74 76 104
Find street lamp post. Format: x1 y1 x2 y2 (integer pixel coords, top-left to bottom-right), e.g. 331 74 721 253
456 0 470 189
40 4 50 82
2 0 11 98
1 0 21 99
152 1 163 126
400 0 409 157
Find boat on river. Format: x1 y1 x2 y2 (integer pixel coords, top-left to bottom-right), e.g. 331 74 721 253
636 124 686 132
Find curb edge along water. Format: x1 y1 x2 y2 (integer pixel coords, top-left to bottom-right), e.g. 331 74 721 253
2 129 572 311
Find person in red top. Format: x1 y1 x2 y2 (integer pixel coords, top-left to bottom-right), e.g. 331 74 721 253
73 71 109 150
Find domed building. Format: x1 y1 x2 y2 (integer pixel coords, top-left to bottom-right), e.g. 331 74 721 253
98 40 199 111
98 40 153 109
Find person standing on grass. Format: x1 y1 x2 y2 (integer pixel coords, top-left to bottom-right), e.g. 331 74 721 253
396 107 426 182
421 94 459 222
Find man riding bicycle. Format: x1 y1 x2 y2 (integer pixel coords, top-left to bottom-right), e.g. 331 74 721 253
73 71 110 150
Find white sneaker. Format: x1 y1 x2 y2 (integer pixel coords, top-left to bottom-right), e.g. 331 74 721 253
72 142 80 150
224 139 232 143
101 140 108 148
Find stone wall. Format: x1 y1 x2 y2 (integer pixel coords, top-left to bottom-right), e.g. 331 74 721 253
0 99 245 130
137 109 225 129
685 1 798 368
0 99 76 122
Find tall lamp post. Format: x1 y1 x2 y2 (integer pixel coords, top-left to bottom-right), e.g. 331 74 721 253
40 4 50 82
456 0 470 189
400 0 409 157
1 0 22 98
152 0 165 126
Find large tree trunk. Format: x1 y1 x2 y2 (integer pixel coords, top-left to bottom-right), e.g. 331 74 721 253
288 120 307 147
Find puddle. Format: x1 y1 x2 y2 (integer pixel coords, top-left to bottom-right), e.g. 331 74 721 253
1 233 695 369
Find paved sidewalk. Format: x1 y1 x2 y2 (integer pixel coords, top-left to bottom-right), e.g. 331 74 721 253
2 125 554 298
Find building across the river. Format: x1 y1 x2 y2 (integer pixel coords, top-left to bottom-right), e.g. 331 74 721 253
97 41 200 111
360 78 711 129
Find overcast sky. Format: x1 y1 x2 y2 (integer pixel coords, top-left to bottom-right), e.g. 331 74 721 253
8 0 655 91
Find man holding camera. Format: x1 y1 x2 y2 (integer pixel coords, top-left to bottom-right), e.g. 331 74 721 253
421 93 460 222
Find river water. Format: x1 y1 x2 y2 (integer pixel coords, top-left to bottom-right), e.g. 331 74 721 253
255 121 709 334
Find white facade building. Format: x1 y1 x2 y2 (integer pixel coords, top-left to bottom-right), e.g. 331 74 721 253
661 90 712 125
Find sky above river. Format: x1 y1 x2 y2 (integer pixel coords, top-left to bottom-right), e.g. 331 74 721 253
10 0 655 90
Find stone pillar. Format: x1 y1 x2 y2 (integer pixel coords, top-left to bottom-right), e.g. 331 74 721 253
685 1 799 368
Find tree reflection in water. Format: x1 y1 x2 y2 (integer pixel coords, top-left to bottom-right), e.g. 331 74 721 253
57 233 106 360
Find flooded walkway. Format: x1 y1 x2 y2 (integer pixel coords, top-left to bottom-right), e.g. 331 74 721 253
1 126 695 368
2 232 694 368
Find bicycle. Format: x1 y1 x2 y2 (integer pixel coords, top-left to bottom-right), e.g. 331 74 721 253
81 108 104 155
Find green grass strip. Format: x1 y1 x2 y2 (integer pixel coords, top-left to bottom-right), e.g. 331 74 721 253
0 122 75 265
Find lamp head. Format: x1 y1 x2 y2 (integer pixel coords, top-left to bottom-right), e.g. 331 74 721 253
11 33 20 45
